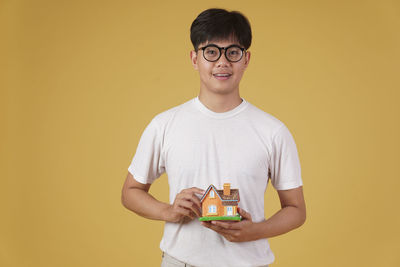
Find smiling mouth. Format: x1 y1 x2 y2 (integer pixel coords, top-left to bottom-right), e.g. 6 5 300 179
213 73 232 79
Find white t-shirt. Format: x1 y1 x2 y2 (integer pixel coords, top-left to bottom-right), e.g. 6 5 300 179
128 97 302 267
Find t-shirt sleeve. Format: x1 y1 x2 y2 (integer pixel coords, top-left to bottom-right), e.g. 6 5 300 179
128 117 165 184
269 124 303 190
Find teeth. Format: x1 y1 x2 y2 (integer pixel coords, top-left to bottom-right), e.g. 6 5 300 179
214 74 230 77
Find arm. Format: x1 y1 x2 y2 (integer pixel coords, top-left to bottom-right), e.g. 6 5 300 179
121 172 204 223
256 186 306 238
202 186 306 242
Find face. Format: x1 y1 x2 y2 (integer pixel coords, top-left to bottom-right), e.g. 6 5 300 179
190 40 251 96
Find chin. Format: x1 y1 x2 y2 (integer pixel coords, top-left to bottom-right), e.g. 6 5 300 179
200 81 239 95
211 88 236 95
209 83 238 94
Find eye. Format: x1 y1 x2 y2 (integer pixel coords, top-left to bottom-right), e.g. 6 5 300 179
228 49 240 56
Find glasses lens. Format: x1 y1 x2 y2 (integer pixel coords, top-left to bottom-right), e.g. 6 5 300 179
226 46 243 62
203 46 220 61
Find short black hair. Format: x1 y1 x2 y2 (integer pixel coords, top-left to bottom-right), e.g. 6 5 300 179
190 8 252 51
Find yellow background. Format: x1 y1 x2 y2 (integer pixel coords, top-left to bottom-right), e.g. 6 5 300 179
1 0 399 266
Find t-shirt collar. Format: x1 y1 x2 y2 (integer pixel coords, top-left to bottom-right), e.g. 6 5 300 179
193 96 248 119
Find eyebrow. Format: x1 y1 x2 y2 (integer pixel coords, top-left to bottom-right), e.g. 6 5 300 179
204 43 242 47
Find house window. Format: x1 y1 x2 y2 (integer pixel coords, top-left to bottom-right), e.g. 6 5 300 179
209 190 215 198
227 206 233 216
208 205 217 213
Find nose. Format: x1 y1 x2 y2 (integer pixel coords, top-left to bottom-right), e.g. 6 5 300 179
216 50 230 67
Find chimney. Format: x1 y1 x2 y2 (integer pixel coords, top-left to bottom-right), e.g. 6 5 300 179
223 183 231 196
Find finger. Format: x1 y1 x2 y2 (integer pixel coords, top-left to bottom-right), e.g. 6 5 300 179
201 222 238 241
201 221 211 228
182 187 205 197
211 220 238 230
238 207 252 220
178 200 201 217
207 224 237 236
176 191 202 210
173 199 201 218
223 234 235 242
175 206 194 219
178 197 201 215
180 191 202 209
188 210 197 219
189 187 206 195
208 222 230 232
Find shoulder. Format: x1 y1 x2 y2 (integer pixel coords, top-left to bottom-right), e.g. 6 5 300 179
150 98 194 129
244 101 286 136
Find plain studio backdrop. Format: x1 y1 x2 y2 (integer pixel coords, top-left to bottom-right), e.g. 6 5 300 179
1 0 399 266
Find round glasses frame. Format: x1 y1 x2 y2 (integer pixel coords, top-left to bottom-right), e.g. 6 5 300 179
199 44 246 63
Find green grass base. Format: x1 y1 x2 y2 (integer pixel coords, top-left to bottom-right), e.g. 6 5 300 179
199 215 241 221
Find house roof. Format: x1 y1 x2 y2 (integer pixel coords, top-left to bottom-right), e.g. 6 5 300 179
200 184 240 205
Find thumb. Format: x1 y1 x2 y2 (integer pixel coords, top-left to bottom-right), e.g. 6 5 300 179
238 207 252 220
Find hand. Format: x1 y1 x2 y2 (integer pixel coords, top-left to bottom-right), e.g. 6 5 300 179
200 207 257 242
163 187 205 223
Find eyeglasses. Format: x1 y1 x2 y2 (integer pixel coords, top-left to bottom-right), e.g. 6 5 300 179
199 44 245 63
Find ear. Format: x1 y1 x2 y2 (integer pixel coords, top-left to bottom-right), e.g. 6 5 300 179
243 51 251 69
190 50 199 70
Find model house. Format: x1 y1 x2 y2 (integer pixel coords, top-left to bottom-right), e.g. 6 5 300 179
199 183 241 221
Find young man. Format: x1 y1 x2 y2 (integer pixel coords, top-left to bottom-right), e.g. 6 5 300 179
121 8 306 267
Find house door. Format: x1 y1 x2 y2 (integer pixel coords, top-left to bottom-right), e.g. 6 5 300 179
227 206 233 216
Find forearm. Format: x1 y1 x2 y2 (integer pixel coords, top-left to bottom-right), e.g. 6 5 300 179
121 187 170 221
254 205 306 239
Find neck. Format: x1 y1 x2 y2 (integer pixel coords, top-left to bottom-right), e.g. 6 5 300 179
198 90 242 113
